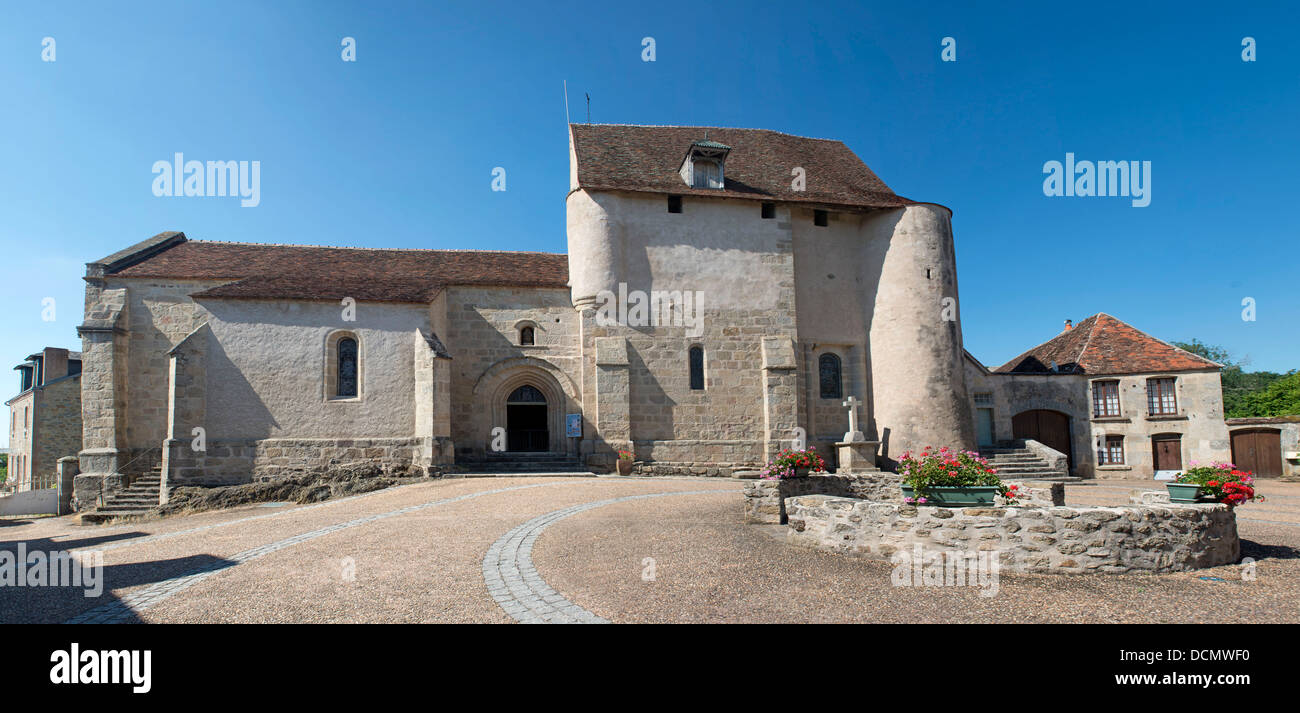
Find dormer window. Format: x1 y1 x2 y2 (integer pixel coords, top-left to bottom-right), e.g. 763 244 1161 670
692 160 721 188
679 137 731 190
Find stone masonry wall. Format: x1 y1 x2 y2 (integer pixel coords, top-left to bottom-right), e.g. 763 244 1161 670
785 495 1239 574
742 473 1064 524
167 437 424 487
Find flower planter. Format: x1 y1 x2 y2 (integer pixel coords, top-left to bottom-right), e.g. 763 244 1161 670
789 466 812 479
901 485 1000 507
1166 482 1214 504
616 459 634 476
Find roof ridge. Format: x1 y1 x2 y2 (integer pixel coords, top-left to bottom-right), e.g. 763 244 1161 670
570 123 846 144
188 240 565 256
1073 314 1105 372
1096 312 1223 369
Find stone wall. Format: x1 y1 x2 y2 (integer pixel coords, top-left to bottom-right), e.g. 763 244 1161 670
444 286 581 459
742 474 1063 524
32 375 82 486
166 437 425 487
743 472 906 524
785 495 1239 574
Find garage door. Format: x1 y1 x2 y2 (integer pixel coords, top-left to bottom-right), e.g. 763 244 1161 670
1231 429 1283 477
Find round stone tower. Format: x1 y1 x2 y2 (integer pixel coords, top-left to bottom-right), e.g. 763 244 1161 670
867 203 976 463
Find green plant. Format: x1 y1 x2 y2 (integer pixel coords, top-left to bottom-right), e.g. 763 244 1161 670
1174 463 1263 506
617 450 634 461
898 447 1020 504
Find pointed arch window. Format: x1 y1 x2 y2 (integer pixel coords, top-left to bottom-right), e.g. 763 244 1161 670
337 337 358 398
819 353 842 399
689 346 705 391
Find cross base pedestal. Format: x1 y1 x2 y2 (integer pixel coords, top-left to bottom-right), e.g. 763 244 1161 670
836 440 880 474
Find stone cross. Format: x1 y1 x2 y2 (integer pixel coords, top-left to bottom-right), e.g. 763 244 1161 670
842 396 865 442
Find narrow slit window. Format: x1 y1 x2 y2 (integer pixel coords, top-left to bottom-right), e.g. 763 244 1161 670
688 346 705 390
336 337 358 398
819 353 842 399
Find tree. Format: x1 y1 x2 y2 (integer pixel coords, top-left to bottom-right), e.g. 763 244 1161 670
1171 339 1296 417
1235 371 1300 417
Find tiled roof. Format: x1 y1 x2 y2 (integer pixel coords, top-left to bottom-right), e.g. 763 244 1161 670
103 236 569 303
570 124 918 210
995 313 1222 375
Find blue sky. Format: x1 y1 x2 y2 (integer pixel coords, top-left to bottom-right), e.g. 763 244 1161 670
2 1 1297 446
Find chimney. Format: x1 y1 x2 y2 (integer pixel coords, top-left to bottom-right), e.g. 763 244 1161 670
1063 319 1073 333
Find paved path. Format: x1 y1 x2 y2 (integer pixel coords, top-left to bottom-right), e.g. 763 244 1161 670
2 475 1298 623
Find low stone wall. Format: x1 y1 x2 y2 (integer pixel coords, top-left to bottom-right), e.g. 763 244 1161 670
785 495 1239 574
165 437 425 488
743 473 905 524
742 474 1064 524
631 461 750 478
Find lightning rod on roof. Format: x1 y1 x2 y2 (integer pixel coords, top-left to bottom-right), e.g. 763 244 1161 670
563 80 570 126
585 93 590 124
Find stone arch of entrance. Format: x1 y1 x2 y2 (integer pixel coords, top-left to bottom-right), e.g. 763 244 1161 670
1011 408 1074 471
472 357 579 455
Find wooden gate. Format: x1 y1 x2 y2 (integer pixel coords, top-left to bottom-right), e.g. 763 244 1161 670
1011 409 1072 469
1231 428 1283 477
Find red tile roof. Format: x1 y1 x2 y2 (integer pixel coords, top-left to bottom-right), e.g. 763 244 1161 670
995 313 1221 375
570 124 918 210
104 237 569 303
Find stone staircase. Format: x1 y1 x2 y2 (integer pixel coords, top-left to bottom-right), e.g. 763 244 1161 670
82 468 162 523
978 442 1076 482
455 452 595 477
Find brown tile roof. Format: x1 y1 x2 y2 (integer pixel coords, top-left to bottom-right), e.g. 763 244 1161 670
569 124 919 210
104 236 568 303
994 313 1222 375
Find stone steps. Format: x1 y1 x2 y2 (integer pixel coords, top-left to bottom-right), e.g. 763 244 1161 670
84 468 164 522
457 454 590 475
978 442 1074 481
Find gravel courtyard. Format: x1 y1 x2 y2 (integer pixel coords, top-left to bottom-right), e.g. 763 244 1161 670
2 476 1297 624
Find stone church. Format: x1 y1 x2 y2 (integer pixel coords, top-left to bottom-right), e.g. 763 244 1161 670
72 124 974 499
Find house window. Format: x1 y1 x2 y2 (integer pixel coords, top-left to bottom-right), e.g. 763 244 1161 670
688 346 705 390
814 210 828 227
1092 380 1120 417
761 202 775 219
1098 435 1125 465
336 337 358 398
519 326 535 346
667 195 682 213
973 392 994 406
1147 377 1177 415
819 353 842 399
692 160 722 188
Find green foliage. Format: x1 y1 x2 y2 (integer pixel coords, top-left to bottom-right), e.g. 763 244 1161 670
1233 371 1300 417
1172 340 1298 418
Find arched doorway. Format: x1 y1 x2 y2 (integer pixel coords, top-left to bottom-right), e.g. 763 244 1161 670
506 385 549 452
1011 409 1073 470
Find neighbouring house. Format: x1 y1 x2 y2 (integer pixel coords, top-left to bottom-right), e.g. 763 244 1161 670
965 314 1232 479
5 347 83 491
72 124 976 509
